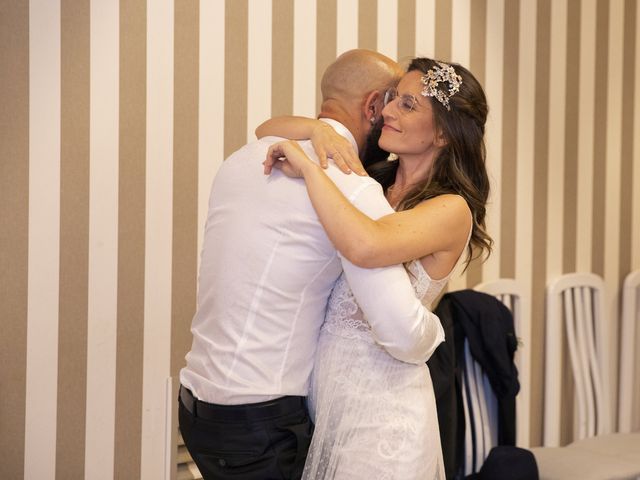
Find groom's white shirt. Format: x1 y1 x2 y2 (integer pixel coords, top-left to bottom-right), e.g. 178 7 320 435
180 119 444 405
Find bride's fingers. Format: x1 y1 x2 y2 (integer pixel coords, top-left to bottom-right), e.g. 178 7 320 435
264 143 285 175
338 145 365 176
317 149 329 169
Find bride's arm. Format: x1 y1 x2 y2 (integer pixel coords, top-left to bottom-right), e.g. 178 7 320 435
265 140 472 269
256 116 365 175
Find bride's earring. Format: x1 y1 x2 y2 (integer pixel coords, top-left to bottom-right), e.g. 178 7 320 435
387 153 398 161
370 116 376 124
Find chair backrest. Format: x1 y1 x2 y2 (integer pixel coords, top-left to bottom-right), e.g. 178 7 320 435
461 339 499 475
543 273 612 447
618 270 640 433
474 279 531 447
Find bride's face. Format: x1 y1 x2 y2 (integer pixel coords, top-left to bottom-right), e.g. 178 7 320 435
378 70 443 161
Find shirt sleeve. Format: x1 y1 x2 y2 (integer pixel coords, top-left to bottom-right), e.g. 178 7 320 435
338 181 445 365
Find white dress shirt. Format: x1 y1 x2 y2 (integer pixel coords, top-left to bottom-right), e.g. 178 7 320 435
180 119 443 405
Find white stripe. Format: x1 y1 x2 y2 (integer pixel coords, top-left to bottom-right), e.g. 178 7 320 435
293 0 316 117
482 0 504 282
576 0 596 272
25 1 60 478
546 0 567 280
246 0 272 143
415 0 436 57
515 0 536 300
450 0 470 66
336 0 358 56
377 0 398 60
141 1 174 478
198 0 226 261
85 1 119 478
604 0 624 421
634 0 640 270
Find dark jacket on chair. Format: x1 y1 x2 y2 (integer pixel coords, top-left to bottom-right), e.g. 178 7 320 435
428 289 520 479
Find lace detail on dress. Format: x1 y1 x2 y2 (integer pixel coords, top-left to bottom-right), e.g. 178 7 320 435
322 274 374 342
323 260 447 344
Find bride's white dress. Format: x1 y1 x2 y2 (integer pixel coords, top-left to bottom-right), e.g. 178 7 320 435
302 260 450 479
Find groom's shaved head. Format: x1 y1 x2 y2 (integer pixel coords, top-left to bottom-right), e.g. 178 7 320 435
321 49 403 103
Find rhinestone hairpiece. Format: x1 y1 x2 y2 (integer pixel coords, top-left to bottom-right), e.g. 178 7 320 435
420 61 463 111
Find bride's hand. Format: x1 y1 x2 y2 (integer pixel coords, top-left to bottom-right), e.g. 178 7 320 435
264 140 318 178
310 123 366 176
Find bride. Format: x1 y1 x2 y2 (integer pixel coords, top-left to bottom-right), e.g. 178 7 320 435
259 57 492 479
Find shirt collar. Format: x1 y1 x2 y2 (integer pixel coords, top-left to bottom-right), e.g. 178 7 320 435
319 118 359 156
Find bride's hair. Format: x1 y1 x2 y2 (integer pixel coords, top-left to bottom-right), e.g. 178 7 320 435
366 57 493 267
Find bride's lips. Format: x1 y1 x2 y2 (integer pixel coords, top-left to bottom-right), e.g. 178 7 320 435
382 124 401 133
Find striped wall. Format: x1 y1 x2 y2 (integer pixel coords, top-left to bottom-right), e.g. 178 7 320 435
1 0 638 478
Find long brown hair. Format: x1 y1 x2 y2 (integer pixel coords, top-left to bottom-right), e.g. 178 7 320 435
367 57 493 266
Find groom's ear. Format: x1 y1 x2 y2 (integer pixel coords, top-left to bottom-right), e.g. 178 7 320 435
362 90 382 124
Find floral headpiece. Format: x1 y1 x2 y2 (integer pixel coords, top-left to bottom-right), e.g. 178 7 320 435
420 61 463 111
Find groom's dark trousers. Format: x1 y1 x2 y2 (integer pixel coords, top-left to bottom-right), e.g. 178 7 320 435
178 386 313 479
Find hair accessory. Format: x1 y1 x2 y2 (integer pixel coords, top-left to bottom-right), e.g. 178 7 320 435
420 61 462 111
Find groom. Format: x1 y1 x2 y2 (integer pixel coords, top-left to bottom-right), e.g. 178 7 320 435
179 50 440 479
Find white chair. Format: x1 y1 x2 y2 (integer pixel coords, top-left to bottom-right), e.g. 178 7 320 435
461 339 499 475
455 280 526 475
531 273 640 480
618 270 640 433
475 278 531 448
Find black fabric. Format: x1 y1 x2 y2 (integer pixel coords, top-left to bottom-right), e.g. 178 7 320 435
465 446 539 480
178 389 313 480
427 298 464 479
429 290 520 479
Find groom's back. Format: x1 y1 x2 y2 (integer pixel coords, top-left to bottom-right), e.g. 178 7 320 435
180 133 380 405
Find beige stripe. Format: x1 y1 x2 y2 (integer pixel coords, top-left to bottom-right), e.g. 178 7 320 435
576 0 596 273
590 0 608 276
469 0 486 78
546 0 568 448
397 0 415 64
272 0 294 117
434 0 452 61
500 0 519 279
604 0 625 419
464 0 486 289
634 2 640 271
358 0 377 50
0 2 29 478
619 0 636 277
482 0 504 282
57 1 90 478
316 0 337 112
531 0 552 450
515 0 538 445
563 0 580 274
171 1 199 378
224 0 248 158
114 0 146 477
293 0 316 116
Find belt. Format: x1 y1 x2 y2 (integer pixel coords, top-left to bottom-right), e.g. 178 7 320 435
179 386 306 422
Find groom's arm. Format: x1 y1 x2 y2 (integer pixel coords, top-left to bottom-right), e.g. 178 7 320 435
336 181 445 365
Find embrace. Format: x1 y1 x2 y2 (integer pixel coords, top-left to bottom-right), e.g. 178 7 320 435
179 49 491 480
